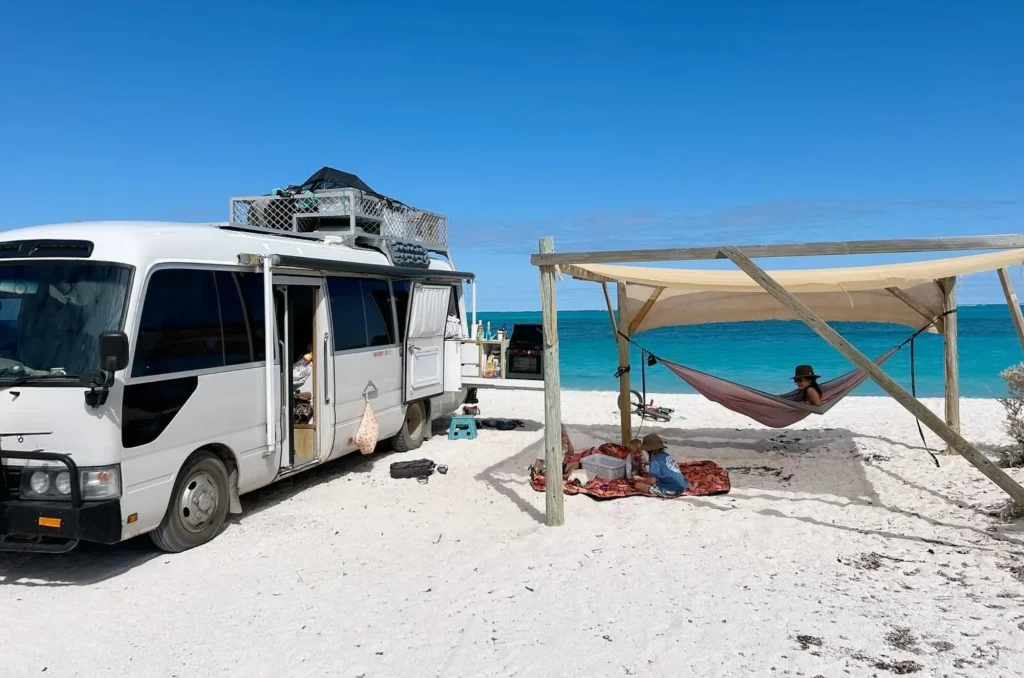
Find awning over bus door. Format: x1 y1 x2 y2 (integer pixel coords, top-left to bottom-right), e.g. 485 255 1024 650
405 283 451 402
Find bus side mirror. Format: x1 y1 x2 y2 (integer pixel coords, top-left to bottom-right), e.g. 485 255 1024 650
98 331 129 372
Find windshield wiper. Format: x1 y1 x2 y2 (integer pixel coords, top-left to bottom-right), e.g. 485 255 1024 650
0 373 77 392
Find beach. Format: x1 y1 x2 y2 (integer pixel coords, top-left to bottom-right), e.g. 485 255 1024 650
3 390 1024 677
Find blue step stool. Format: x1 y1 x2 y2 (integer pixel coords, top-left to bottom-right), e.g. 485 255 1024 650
448 415 478 440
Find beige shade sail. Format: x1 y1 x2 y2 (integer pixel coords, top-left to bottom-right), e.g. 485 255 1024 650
562 249 1024 335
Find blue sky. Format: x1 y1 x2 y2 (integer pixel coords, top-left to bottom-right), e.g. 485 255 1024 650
1 1 1022 310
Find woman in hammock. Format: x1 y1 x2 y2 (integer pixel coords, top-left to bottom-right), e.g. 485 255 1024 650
792 365 823 406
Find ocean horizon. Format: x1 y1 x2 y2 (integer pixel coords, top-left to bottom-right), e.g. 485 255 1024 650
478 303 1024 399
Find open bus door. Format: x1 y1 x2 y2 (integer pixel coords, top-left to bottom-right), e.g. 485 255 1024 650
404 283 451 402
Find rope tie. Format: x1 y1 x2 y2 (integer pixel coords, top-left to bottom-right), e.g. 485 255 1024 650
897 309 956 350
909 334 941 467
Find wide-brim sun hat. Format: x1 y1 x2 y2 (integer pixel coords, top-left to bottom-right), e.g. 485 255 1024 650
640 433 665 452
792 364 820 381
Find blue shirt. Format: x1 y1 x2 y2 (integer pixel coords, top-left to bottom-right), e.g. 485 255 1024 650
648 451 688 494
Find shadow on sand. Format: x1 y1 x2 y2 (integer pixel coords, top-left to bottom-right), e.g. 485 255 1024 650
475 423 868 523
475 422 1024 550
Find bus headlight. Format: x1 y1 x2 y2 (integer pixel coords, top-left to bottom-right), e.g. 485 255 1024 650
20 465 121 501
55 471 72 496
80 466 120 500
29 471 50 495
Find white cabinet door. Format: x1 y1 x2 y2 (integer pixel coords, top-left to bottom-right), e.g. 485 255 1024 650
444 340 463 392
404 283 451 402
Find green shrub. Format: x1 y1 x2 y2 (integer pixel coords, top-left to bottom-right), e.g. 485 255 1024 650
997 364 1024 468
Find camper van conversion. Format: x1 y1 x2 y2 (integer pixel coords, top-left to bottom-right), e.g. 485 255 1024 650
0 169 473 553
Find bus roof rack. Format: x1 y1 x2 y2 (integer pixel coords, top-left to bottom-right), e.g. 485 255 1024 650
229 187 448 254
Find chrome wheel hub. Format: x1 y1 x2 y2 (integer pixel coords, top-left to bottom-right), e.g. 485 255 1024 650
179 471 219 533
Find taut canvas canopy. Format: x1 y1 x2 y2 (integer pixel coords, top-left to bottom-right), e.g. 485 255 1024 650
531 235 1024 525
562 249 1024 335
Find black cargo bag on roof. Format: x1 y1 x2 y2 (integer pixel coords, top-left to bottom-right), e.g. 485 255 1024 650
298 167 381 197
390 459 436 480
293 167 407 211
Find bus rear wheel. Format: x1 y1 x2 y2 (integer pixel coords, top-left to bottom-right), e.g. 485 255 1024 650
151 452 230 553
391 401 426 452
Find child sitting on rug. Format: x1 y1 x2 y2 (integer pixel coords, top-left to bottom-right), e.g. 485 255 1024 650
631 433 689 497
530 425 580 480
625 438 647 479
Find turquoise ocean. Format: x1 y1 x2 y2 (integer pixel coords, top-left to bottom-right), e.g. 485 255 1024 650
478 305 1024 398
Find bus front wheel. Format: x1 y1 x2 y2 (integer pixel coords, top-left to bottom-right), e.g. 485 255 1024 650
151 452 230 553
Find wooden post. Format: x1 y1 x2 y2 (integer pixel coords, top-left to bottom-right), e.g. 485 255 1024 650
538 237 564 526
616 283 632 446
601 283 618 336
627 287 665 335
720 246 1024 507
940 277 960 450
998 268 1024 353
885 287 944 333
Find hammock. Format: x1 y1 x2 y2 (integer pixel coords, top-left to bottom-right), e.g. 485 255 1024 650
658 348 899 428
622 310 953 429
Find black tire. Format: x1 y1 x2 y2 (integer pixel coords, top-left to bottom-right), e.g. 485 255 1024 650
150 452 230 553
630 390 644 408
391 400 427 452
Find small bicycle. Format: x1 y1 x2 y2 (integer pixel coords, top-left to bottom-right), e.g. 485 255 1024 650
630 390 674 422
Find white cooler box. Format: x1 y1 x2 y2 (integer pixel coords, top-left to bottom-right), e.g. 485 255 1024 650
581 453 626 480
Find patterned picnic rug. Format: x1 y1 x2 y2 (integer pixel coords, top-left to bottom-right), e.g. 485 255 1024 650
530 442 731 500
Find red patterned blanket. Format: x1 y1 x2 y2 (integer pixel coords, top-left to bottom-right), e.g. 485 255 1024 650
531 443 730 500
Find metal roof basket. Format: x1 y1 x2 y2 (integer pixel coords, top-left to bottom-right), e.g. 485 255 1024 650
229 187 449 253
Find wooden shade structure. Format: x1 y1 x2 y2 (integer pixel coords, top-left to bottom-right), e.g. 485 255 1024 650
532 235 1024 526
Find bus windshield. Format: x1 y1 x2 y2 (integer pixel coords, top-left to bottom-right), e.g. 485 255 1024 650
0 262 131 381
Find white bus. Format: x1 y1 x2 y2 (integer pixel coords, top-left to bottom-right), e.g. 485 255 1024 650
0 183 474 553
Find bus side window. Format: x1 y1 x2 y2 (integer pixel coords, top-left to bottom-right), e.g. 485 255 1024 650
216 272 251 366
362 279 397 347
234 272 266 361
391 281 411 343
133 269 223 378
326 277 369 352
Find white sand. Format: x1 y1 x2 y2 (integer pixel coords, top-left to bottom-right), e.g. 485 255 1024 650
3 391 1024 677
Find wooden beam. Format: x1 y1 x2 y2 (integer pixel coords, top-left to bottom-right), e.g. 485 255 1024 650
627 287 665 335
885 287 944 333
531 234 1024 266
616 283 632 446
720 246 1024 508
601 283 618 337
538 237 564 527
998 268 1024 353
940 277 960 449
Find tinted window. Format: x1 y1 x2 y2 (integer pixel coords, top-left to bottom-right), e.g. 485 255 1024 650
216 272 252 365
0 298 22 358
392 281 411 343
326 277 367 351
362 279 396 346
0 263 130 379
133 269 223 377
236 273 266 361
448 285 460 317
